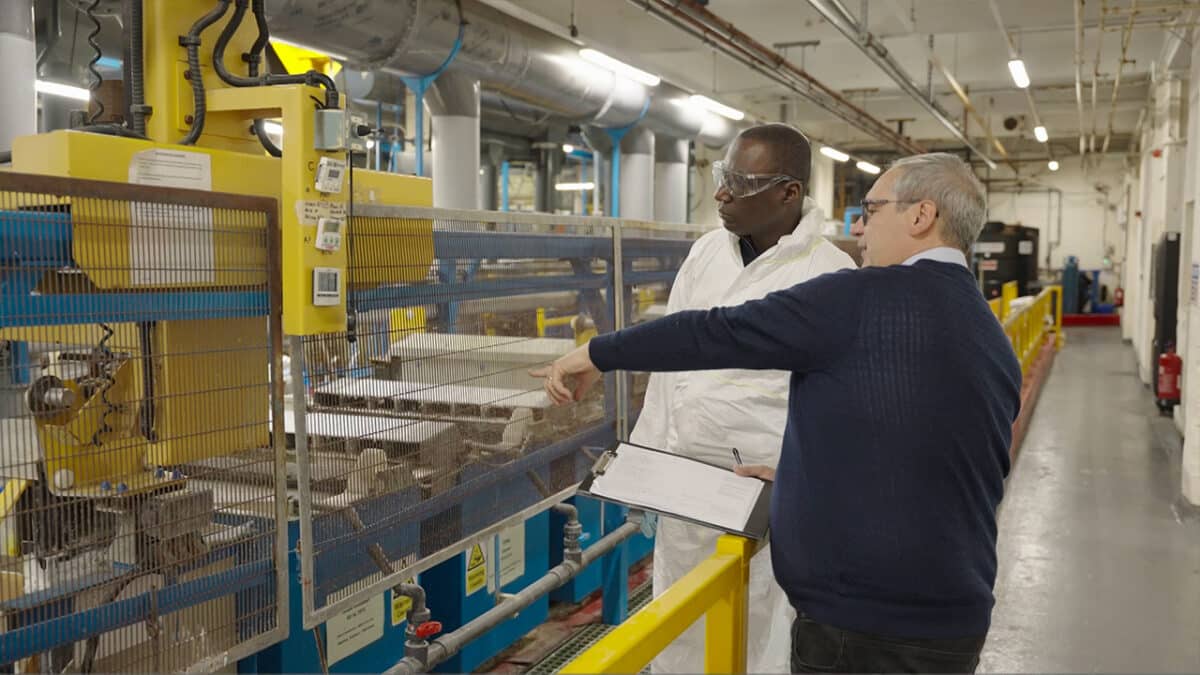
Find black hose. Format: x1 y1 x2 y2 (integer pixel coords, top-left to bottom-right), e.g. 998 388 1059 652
179 0 233 145
84 0 104 125
211 0 338 107
128 0 147 136
247 0 281 156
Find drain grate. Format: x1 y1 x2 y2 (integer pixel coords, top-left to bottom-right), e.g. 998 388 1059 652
524 579 654 674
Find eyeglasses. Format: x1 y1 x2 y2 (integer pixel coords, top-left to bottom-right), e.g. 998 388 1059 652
712 160 803 199
859 198 917 225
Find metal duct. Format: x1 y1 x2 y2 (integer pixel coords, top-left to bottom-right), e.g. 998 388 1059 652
619 126 655 220
266 0 727 145
428 72 480 209
806 0 996 168
1 1 35 153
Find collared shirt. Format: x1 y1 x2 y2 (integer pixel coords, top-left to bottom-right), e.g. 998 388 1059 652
902 246 969 268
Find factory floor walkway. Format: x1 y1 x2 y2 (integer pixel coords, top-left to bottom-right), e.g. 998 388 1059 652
980 327 1200 672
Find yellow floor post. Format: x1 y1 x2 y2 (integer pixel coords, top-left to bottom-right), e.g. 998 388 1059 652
704 535 753 674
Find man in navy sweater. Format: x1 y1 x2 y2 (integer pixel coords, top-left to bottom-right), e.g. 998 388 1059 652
534 153 1021 673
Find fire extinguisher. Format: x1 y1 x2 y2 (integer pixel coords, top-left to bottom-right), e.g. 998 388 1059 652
1114 287 1124 307
1157 344 1182 413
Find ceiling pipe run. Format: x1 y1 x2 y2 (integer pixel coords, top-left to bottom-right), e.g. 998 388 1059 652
265 0 732 146
804 0 995 167
630 0 922 154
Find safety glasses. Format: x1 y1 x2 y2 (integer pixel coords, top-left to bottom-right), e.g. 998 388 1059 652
859 198 918 226
712 160 803 199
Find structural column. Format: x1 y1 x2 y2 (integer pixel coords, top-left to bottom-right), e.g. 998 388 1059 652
654 137 689 224
0 1 35 154
619 126 655 220
427 71 480 209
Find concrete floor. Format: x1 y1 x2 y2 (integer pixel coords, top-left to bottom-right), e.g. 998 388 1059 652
980 327 1200 673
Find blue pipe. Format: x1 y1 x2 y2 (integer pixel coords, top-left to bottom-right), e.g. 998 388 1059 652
500 160 510 211
400 23 466 177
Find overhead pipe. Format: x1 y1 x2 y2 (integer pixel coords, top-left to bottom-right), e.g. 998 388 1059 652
265 0 732 145
1102 0 1139 154
381 520 642 675
631 0 921 154
803 0 992 165
985 0 1052 163
1090 1 1107 156
928 52 1013 172
1074 0 1087 158
426 71 481 209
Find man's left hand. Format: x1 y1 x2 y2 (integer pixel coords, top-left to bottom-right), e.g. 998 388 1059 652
530 344 602 405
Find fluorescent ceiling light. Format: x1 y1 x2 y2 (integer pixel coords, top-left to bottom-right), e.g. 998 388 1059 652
1007 59 1030 89
1033 125 1049 143
563 144 575 154
35 80 90 102
555 181 595 191
579 48 661 87
688 94 744 121
820 146 850 162
366 138 376 149
855 160 881 175
1048 160 1060 171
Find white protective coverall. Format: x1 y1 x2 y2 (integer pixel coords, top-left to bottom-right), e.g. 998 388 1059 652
631 197 855 673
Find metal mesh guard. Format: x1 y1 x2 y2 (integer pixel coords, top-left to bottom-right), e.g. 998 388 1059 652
0 173 286 672
290 206 699 625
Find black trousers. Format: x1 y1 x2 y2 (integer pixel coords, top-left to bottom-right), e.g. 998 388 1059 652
790 614 986 673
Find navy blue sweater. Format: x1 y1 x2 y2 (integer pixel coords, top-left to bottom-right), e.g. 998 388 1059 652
590 260 1021 639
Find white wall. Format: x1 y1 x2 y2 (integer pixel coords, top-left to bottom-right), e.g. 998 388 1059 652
985 157 1125 283
1182 36 1200 504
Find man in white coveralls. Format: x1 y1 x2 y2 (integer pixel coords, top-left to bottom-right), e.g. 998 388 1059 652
631 123 854 673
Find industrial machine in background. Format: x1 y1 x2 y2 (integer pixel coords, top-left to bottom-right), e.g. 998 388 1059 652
973 221 1040 299
0 1 700 673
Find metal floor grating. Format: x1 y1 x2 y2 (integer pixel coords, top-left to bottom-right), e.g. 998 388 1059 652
523 579 654 674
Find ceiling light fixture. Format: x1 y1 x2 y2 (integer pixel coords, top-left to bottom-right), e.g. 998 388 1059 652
579 48 661 87
1034 125 1049 143
563 144 576 154
688 94 745 121
820 146 850 162
555 181 596 191
1048 160 1060 171
855 160 881 175
35 80 91 102
1007 59 1031 89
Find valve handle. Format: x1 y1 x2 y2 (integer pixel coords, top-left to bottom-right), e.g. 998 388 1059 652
415 621 442 640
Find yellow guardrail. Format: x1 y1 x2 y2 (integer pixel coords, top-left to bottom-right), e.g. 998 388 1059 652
561 535 757 674
1003 285 1064 375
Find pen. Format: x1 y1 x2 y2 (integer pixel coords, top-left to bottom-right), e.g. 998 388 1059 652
732 447 743 466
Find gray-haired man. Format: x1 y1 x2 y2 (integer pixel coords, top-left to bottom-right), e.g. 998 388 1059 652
534 153 1021 673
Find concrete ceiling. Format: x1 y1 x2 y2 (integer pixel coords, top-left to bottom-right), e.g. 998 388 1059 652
504 0 1192 159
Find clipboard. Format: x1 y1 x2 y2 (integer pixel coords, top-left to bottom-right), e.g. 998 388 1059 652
578 441 773 540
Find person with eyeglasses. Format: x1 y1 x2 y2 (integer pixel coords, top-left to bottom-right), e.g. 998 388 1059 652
626 123 854 673
534 152 1021 673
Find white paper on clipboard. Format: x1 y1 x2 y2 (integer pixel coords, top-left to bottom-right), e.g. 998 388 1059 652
586 442 764 533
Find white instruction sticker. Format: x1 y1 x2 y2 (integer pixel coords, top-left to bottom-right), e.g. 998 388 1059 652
497 523 526 588
975 241 1006 255
1018 240 1034 255
296 200 349 227
325 594 384 665
128 149 214 286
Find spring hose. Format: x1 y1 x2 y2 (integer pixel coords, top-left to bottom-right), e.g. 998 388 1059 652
84 0 103 124
90 323 117 447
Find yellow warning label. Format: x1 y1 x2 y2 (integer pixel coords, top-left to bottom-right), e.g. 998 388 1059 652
390 578 416 626
466 543 487 595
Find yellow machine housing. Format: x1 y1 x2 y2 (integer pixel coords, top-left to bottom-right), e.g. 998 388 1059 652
8 0 434 474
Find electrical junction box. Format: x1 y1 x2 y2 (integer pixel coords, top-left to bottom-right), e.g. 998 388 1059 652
314 109 371 154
